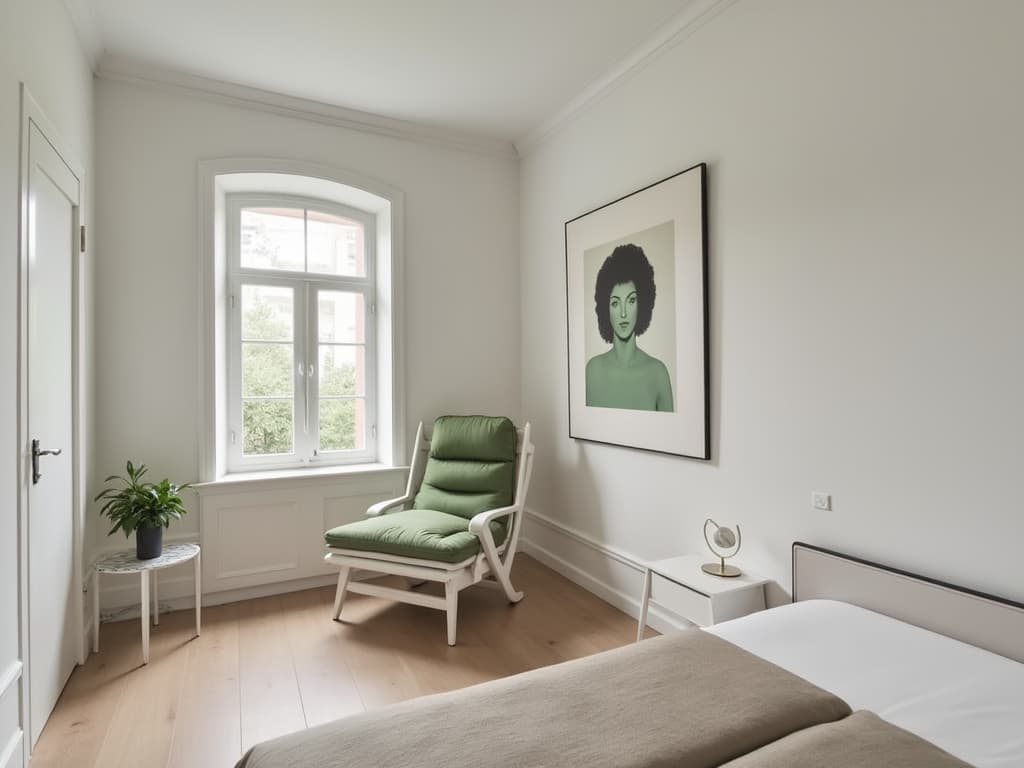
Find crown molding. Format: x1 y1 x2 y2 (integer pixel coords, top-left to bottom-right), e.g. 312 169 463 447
61 0 103 71
515 0 738 156
96 54 519 160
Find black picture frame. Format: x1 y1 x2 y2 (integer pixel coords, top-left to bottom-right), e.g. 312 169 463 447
564 163 709 459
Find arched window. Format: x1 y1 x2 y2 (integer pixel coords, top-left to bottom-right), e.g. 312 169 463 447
199 161 404 478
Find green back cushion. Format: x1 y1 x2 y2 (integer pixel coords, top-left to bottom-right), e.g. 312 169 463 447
412 415 516 520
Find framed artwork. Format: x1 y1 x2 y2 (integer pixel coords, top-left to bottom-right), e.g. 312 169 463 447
565 163 709 459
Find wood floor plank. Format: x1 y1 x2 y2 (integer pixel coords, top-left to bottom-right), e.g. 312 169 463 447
91 609 195 768
401 583 540 692
165 602 242 768
28 620 138 768
30 555 650 768
332 587 425 710
237 595 306 752
282 588 365 728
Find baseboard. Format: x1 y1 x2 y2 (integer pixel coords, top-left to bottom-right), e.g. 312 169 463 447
520 508 690 636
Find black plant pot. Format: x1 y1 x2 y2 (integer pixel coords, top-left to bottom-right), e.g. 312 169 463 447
136 525 163 560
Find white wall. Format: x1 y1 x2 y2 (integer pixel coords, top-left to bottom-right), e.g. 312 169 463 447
519 0 1024 606
93 79 520 551
0 0 94 761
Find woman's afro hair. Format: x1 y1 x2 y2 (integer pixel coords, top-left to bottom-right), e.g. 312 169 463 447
594 243 656 343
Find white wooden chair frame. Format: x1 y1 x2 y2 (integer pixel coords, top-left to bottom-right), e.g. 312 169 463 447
325 421 534 645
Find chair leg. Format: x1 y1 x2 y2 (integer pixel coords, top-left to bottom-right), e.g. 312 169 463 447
445 582 458 646
332 566 351 620
494 564 524 604
479 535 524 604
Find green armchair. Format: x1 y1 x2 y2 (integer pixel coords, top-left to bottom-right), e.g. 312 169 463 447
323 415 535 645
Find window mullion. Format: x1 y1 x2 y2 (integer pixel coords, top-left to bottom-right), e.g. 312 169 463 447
228 274 242 469
301 211 311 460
296 279 307 462
308 280 320 460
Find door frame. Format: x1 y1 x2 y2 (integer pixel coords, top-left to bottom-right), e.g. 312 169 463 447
16 84 87 763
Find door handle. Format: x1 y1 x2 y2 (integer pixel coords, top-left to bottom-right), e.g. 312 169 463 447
32 439 63 485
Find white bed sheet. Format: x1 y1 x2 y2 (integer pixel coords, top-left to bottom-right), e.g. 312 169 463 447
707 599 1024 768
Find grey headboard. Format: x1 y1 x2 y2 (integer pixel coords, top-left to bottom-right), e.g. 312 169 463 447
792 542 1024 664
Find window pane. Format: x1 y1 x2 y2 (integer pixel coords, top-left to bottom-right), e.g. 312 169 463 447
319 398 365 452
241 284 293 341
308 210 365 277
318 291 364 343
240 208 304 272
242 343 293 397
243 400 293 455
319 345 363 397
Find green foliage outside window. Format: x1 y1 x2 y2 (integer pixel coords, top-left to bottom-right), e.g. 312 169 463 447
242 298 360 455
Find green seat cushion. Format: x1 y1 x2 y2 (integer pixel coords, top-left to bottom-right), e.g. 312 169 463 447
413 415 516 520
324 509 508 564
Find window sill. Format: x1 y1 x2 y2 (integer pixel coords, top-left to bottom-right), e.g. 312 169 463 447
194 462 408 496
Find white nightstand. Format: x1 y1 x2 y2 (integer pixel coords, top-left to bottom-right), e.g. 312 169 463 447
636 554 768 641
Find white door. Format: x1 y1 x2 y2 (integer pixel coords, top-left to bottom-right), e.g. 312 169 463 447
25 117 80 750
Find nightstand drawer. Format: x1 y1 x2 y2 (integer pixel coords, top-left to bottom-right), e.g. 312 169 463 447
649 573 713 627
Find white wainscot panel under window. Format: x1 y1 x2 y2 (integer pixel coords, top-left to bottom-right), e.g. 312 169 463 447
214 499 301 582
199 471 404 595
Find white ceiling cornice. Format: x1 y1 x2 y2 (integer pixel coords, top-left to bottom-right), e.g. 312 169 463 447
61 0 103 70
96 54 519 161
515 0 738 156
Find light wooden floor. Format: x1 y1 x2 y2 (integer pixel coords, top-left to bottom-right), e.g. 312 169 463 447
29 554 653 768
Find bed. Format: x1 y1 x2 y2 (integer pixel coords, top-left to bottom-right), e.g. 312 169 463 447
237 542 1024 767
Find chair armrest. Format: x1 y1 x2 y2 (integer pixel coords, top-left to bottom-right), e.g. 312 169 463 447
366 495 412 517
468 505 518 536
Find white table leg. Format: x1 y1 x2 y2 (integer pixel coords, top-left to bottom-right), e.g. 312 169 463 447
153 570 160 626
636 568 653 643
141 570 150 664
92 569 100 653
194 550 202 637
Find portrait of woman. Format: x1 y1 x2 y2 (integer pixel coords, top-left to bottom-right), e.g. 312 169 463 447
585 243 674 412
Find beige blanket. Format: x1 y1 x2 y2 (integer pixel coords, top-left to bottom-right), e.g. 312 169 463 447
237 629 850 768
722 710 973 767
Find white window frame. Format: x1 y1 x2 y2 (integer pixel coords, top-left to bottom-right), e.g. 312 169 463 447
226 193 378 471
198 160 406 483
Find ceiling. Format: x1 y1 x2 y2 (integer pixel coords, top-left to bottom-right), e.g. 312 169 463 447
75 0 695 144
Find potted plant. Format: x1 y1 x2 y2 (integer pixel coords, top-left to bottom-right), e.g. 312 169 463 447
94 460 192 559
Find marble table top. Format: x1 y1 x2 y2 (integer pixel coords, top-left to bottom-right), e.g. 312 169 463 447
94 542 200 573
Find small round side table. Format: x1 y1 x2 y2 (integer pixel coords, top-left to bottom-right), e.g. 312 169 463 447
92 542 201 664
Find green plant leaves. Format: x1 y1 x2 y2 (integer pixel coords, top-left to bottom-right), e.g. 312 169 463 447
94 460 192 536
